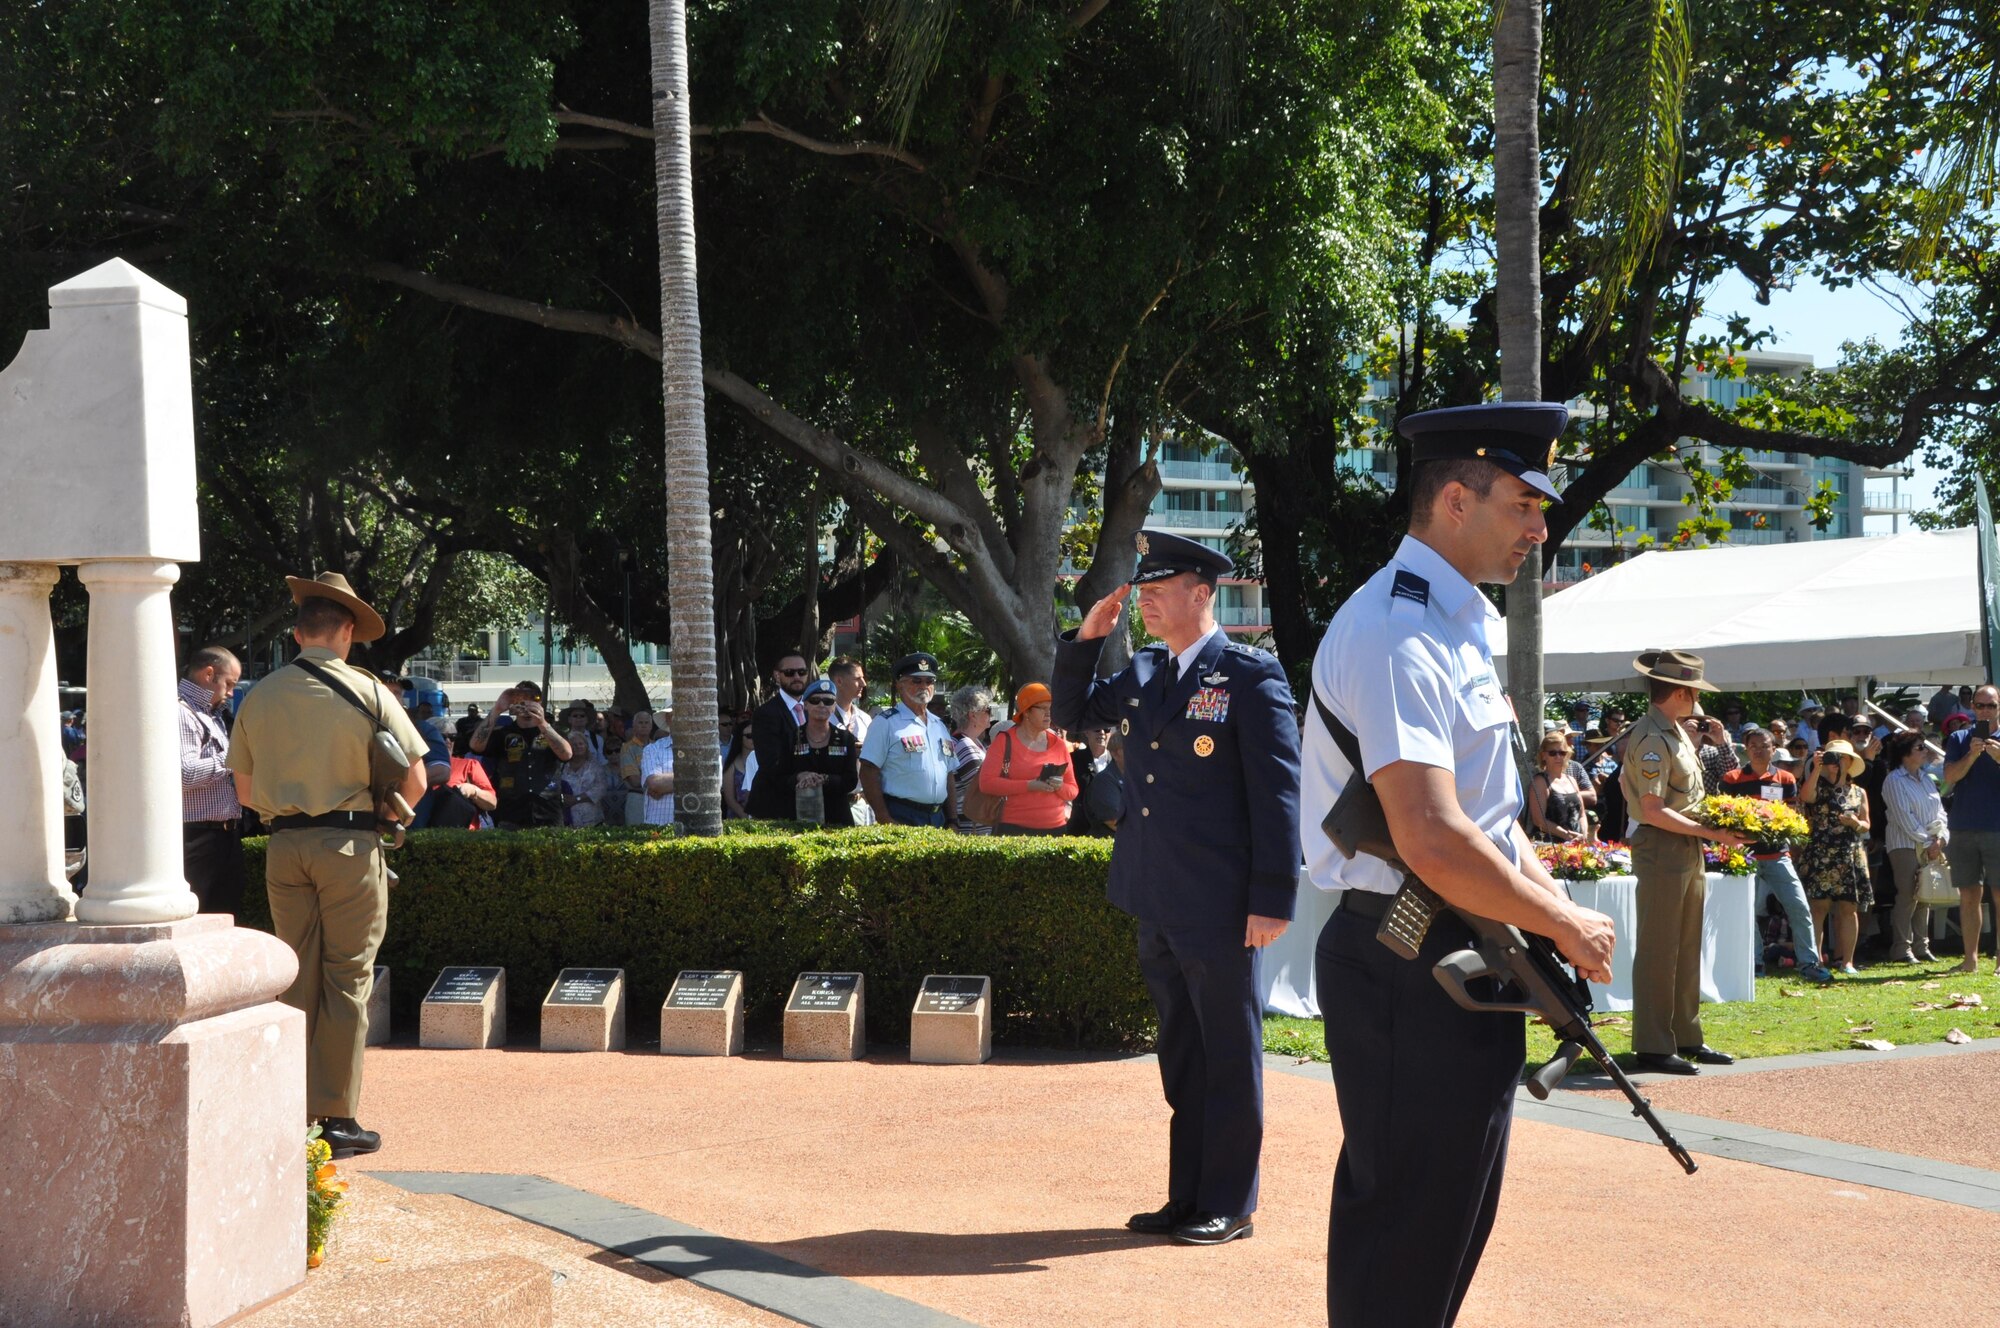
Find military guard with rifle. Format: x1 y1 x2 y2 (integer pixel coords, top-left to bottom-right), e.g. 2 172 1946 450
1302 404 1622 1327
228 572 429 1159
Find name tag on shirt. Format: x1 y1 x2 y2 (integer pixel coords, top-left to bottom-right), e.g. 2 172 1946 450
1761 783 1784 802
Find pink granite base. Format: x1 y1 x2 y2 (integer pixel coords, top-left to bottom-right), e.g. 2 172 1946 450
0 917 306 1327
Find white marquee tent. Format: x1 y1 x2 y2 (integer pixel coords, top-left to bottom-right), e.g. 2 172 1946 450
1491 527 1990 692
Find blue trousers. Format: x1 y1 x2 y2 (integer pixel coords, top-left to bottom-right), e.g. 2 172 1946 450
1136 920 1265 1217
1754 854 1820 968
1318 901 1523 1328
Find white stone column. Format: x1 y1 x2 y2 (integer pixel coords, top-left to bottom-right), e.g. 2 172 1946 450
0 563 75 925
73 559 196 925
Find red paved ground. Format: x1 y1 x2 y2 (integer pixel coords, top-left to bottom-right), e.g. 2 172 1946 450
1583 1047 2000 1172
348 1047 2000 1327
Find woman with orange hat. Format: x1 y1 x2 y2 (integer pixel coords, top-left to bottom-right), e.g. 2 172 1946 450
975 682 1079 834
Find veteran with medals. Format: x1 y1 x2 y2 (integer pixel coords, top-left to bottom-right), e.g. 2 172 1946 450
1303 403 1616 1326
1620 649 1748 1075
1054 529 1302 1247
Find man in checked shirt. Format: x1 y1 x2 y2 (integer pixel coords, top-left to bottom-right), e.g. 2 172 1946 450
179 645 246 914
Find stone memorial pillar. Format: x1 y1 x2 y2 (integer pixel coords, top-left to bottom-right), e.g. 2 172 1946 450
0 259 307 1326
75 559 198 924
0 563 74 925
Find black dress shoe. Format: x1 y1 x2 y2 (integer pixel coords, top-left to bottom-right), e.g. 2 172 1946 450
1678 1044 1735 1066
1633 1053 1699 1075
1171 1212 1254 1246
1126 1200 1195 1234
319 1117 382 1158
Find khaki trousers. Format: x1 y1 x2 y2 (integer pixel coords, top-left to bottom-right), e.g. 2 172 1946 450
266 828 388 1119
1630 827 1706 1056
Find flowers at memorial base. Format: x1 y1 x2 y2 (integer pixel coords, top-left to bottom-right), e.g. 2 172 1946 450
1695 794 1810 849
1703 843 1755 876
1535 840 1629 881
306 1127 347 1270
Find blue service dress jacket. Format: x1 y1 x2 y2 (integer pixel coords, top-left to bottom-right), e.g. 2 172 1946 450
1051 628 1303 926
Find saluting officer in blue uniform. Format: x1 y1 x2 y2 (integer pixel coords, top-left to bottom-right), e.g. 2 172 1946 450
1303 403 1615 1327
1053 530 1302 1247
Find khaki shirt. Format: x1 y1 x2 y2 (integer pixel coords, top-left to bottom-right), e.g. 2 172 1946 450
226 647 426 818
1619 705 1704 823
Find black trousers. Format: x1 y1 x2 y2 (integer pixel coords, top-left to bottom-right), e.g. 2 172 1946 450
183 821 247 917
1136 919 1264 1217
1317 900 1524 1328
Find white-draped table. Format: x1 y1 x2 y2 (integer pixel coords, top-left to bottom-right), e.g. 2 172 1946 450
1260 869 1756 1018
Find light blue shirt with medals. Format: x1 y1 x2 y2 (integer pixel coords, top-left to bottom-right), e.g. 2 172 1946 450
1302 533 1525 895
859 700 954 805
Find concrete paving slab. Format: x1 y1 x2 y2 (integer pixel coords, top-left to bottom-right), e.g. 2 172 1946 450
349 1044 2000 1327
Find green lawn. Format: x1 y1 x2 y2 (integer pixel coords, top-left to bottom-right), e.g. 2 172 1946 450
1265 959 2000 1074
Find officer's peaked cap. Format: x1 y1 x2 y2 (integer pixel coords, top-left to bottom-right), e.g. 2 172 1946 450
1131 529 1234 584
1397 402 1569 501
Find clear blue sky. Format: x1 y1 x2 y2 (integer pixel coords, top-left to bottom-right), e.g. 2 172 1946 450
1700 270 1943 531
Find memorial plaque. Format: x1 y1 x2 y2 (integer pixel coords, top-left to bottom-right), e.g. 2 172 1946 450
788 972 860 1012
541 967 625 1052
665 970 739 1010
910 973 992 1065
916 976 986 1014
661 969 746 1057
783 971 866 1061
547 968 620 1006
365 964 391 1047
420 966 506 1049
427 966 501 1004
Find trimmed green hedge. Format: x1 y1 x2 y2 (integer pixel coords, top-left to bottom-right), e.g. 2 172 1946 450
239 824 1150 1047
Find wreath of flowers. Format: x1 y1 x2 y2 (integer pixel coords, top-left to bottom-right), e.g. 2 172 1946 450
1695 794 1810 849
1535 839 1631 881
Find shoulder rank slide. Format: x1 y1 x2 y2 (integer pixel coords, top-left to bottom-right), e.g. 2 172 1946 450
1391 570 1430 607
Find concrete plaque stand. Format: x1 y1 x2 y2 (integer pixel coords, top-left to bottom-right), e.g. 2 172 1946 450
420 967 507 1049
0 262 308 1326
909 975 993 1065
0 917 305 1325
782 972 865 1062
540 968 626 1052
365 964 391 1047
659 969 745 1057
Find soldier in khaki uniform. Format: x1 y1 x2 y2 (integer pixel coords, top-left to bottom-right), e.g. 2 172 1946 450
228 573 428 1157
1620 649 1749 1075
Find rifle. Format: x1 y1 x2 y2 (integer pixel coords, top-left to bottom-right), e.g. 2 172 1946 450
1315 694 1698 1175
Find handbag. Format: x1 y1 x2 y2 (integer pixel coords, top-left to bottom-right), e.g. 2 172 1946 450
959 731 1012 828
1915 856 1957 908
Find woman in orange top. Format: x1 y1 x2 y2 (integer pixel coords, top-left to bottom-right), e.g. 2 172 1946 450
977 683 1080 834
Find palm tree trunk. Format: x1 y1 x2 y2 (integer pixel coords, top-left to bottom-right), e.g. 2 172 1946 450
1495 0 1546 767
649 0 722 834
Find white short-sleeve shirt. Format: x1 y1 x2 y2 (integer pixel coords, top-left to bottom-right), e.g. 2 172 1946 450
1301 534 1524 894
641 736 675 825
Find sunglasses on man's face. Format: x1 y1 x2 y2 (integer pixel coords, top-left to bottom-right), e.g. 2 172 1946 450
1976 702 2000 711
777 667 808 677
805 695 836 706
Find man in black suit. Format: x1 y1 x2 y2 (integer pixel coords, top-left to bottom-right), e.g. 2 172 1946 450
1053 529 1302 1247
745 651 814 820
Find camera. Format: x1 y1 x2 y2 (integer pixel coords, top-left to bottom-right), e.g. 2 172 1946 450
1820 751 1842 768
1978 719 1994 741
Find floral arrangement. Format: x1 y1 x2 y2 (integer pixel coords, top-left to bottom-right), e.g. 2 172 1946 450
1703 843 1755 876
305 1126 347 1269
1695 794 1810 849
1535 840 1630 881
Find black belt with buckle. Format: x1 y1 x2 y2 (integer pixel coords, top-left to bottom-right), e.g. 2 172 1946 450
1338 889 1394 920
183 819 239 832
884 796 945 813
269 810 374 832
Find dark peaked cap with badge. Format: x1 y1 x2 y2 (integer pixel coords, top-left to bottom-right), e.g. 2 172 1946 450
1633 648 1720 693
1130 529 1235 584
892 652 940 679
1396 401 1570 501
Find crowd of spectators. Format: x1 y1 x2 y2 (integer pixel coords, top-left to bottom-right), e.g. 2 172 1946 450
322 654 1124 840
1538 683 1997 977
